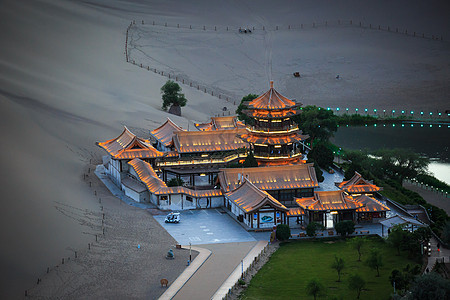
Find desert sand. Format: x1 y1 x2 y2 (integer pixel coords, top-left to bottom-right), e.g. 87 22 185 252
0 0 448 298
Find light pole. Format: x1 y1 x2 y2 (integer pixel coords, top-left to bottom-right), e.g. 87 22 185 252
189 242 192 262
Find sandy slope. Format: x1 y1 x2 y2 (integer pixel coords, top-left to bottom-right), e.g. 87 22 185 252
0 0 448 298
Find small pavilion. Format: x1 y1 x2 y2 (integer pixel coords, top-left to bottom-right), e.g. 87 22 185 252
354 195 390 223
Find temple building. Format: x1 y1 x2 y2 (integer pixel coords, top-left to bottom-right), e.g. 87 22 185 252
218 164 318 207
97 81 392 230
238 81 309 165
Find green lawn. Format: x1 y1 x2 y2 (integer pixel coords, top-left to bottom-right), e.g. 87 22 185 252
240 237 420 300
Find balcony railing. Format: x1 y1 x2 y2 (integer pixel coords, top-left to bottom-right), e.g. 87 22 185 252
247 125 299 134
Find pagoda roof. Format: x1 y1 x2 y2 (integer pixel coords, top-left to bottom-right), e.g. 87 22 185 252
246 81 301 110
238 132 309 145
97 126 164 159
353 195 390 213
225 178 288 213
195 116 245 131
245 108 300 119
173 129 248 153
150 118 184 147
335 172 382 194
296 191 362 212
128 158 222 197
219 163 319 192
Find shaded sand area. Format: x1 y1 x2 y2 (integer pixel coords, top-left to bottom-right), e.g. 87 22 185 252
0 0 449 298
27 161 197 299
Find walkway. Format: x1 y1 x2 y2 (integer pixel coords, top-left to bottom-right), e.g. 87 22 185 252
211 241 268 300
159 246 212 300
403 181 450 215
425 237 450 272
172 242 257 300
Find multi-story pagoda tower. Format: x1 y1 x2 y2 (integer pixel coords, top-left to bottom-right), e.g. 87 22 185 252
238 81 309 165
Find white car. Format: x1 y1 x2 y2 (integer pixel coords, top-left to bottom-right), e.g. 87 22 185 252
165 212 180 223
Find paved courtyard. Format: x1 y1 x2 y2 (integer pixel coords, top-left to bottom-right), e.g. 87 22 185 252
154 209 258 245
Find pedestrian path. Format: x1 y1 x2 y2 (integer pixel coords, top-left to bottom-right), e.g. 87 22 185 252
211 240 268 300
172 242 257 300
159 246 212 300
425 236 450 273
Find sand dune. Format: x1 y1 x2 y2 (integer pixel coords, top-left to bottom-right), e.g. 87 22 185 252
0 0 448 297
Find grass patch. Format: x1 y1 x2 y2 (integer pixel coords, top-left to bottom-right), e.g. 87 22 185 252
240 237 419 300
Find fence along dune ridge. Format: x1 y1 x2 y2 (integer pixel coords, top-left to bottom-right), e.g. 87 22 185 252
125 20 449 119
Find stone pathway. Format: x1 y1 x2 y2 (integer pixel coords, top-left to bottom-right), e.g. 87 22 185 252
172 242 257 300
425 236 450 273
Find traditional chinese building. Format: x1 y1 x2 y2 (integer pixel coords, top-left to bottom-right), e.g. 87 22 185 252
218 163 319 207
238 81 309 165
224 178 289 229
96 126 166 186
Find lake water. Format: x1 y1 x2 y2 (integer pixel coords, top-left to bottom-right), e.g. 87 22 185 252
332 123 450 184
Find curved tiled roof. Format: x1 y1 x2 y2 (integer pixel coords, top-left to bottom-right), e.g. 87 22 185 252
354 195 390 213
335 172 382 194
195 116 245 131
296 191 362 211
150 118 184 147
246 81 300 110
97 127 164 159
225 178 288 213
128 158 223 197
219 163 319 192
173 129 248 153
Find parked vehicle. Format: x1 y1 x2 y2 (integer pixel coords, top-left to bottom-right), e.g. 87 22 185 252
165 212 180 223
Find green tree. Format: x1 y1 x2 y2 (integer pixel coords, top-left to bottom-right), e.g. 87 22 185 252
308 142 334 169
348 237 366 261
409 273 450 300
348 273 366 299
236 94 258 124
275 224 291 241
375 148 429 182
442 221 450 244
365 248 383 277
243 151 258 167
293 105 338 144
306 278 326 300
306 222 325 237
387 224 406 255
389 269 408 294
167 178 184 187
334 220 355 237
331 255 345 282
161 80 187 111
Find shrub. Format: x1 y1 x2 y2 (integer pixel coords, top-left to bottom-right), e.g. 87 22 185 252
335 221 355 236
276 224 291 241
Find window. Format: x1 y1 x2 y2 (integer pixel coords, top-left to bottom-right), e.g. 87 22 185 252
186 196 193 202
160 196 168 201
